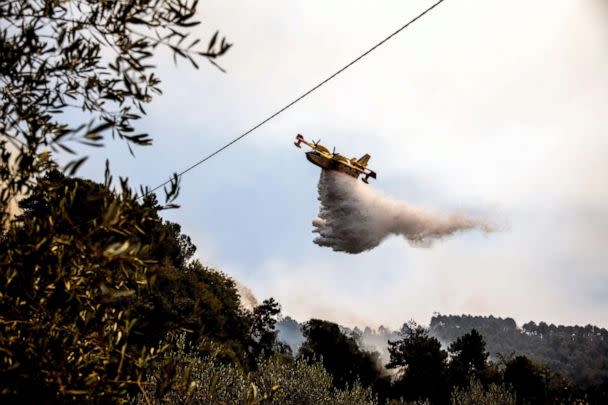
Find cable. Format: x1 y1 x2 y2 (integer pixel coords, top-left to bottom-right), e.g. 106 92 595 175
144 0 446 197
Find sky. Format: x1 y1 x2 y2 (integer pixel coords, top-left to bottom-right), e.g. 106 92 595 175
76 0 608 329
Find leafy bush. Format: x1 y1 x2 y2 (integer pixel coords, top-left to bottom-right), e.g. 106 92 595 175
1 172 169 402
0 172 278 402
450 379 515 405
136 335 378 405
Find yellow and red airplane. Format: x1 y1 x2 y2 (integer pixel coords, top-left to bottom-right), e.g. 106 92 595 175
294 134 377 183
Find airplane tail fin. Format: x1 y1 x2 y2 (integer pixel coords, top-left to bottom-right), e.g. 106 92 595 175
294 134 305 148
356 154 371 167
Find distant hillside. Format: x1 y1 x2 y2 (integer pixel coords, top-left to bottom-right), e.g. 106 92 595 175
278 314 608 386
430 314 608 386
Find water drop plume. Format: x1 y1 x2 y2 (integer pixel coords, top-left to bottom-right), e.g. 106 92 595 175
313 170 495 253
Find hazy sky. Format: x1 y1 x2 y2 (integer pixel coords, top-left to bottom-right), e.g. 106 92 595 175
78 0 608 329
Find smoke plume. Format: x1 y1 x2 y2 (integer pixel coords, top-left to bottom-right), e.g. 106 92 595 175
235 281 258 311
313 170 495 253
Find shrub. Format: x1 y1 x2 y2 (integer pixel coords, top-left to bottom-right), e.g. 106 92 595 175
450 379 516 405
136 336 378 405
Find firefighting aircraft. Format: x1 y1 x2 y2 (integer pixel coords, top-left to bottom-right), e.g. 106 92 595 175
294 134 377 183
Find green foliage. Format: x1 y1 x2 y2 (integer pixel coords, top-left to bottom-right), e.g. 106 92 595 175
448 329 490 388
250 298 283 360
503 355 548 405
387 400 430 405
0 172 275 401
299 319 385 392
450 379 515 405
136 336 378 405
0 0 230 224
387 322 449 404
431 315 608 387
1 171 172 401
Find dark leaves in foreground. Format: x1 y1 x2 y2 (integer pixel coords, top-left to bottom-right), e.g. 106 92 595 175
0 0 230 224
0 172 264 402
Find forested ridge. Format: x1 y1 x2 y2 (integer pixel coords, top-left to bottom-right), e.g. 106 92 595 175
278 314 608 386
278 315 608 390
430 315 608 386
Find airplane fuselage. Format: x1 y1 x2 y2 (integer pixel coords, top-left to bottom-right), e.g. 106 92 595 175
306 151 361 179
295 134 376 183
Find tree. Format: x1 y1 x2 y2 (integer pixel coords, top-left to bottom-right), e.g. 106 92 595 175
387 322 449 404
503 356 547 405
448 329 489 388
431 315 608 387
250 298 283 360
1 170 173 401
0 0 231 223
298 319 383 391
1 1 232 401
0 171 267 401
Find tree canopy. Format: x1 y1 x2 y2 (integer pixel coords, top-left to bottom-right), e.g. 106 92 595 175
1 0 230 224
0 171 281 401
299 319 384 390
387 322 449 404
431 314 608 386
448 329 490 388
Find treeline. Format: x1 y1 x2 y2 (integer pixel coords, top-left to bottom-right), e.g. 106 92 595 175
279 314 608 390
430 314 608 386
278 317 608 404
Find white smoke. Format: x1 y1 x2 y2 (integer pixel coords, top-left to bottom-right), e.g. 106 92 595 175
235 281 258 311
313 170 495 254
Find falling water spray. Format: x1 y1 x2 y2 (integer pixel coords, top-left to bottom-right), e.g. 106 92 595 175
312 170 495 253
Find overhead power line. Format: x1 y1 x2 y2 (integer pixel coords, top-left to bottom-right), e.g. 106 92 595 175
145 0 447 197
